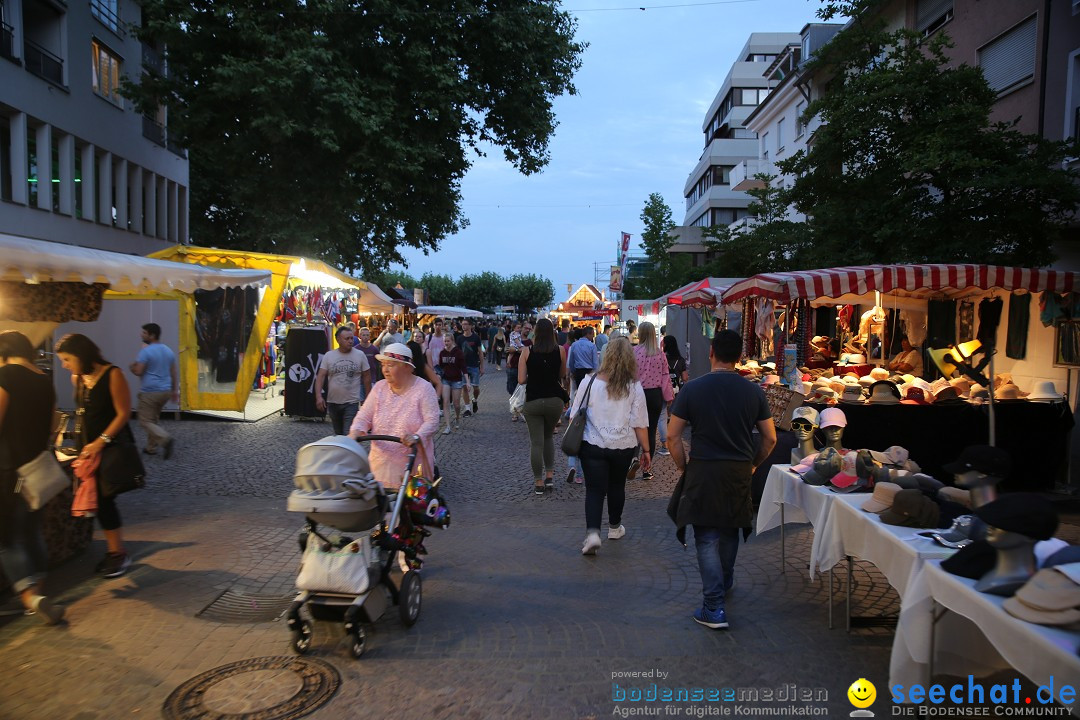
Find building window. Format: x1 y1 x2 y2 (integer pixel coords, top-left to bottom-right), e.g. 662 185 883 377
761 131 769 160
92 39 123 105
0 115 10 202
776 118 785 152
915 0 953 35
795 101 806 137
90 0 121 34
978 15 1037 94
23 0 65 85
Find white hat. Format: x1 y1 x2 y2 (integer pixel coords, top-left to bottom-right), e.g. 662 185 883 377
762 374 781 385
869 367 890 381
375 342 415 368
1027 380 1064 402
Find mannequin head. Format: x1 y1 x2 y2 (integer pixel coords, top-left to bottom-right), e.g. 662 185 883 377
985 526 1031 550
823 426 844 451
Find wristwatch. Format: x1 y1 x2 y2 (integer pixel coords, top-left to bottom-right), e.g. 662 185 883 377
99 433 113 445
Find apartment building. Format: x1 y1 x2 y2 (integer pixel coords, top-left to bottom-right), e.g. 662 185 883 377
731 23 843 223
675 33 800 269
0 0 187 254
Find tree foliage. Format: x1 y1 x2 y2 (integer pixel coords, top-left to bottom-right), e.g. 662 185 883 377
622 193 692 298
125 0 585 276
700 174 814 276
416 271 553 312
774 2 1080 266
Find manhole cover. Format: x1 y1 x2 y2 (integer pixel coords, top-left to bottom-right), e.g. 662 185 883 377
196 590 296 623
162 656 340 720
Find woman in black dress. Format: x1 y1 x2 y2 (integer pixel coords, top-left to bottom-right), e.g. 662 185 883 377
55 334 134 578
0 331 64 623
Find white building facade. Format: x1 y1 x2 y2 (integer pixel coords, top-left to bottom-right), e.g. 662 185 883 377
681 32 801 230
0 0 187 253
731 23 843 224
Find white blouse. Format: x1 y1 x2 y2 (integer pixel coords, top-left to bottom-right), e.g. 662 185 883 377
569 376 648 450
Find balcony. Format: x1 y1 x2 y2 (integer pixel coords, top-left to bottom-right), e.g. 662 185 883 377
731 159 776 191
166 135 186 158
24 38 63 85
142 42 164 75
1 21 16 63
90 0 122 35
143 115 166 147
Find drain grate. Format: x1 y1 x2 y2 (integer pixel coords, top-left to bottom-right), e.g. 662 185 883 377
196 589 296 623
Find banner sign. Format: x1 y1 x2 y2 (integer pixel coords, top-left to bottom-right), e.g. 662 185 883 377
621 232 631 253
609 265 623 292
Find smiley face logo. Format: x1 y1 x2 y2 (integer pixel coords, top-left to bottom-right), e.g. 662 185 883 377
847 678 876 709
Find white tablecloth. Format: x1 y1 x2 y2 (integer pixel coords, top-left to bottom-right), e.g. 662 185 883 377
755 465 844 579
890 561 1080 716
812 494 956 588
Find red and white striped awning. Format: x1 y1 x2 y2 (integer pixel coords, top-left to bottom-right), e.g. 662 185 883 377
664 277 742 306
719 264 1080 305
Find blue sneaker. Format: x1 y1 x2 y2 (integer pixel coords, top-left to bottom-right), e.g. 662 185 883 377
693 606 729 629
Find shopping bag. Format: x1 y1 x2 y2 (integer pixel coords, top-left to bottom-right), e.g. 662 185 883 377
509 383 526 414
296 535 371 594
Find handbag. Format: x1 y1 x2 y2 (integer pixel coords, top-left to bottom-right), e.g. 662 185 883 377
561 375 596 457
296 534 372 594
661 373 675 404
509 383 526 414
98 437 147 497
15 450 70 511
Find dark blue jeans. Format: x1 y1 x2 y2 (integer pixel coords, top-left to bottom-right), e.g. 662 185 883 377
327 401 359 436
0 475 48 593
692 525 739 611
506 368 518 395
579 442 636 531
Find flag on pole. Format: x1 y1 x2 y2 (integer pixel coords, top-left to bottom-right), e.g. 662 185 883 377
621 232 630 253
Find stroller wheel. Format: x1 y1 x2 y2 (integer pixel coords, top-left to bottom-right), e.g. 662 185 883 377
290 619 313 655
348 626 366 659
399 570 422 627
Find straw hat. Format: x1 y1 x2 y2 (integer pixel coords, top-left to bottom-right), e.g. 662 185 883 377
869 367 890 381
994 383 1022 401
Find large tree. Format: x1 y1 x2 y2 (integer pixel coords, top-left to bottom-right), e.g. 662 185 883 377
126 0 585 275
623 193 691 298
776 0 1080 267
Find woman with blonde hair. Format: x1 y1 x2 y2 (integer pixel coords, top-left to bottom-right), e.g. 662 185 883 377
568 336 649 555
629 321 671 481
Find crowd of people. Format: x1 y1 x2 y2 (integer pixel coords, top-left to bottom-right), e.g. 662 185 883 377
0 313 769 634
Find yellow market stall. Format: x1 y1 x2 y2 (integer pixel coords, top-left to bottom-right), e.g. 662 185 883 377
146 245 396 411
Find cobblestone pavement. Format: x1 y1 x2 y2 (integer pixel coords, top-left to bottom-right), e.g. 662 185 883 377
0 372 999 719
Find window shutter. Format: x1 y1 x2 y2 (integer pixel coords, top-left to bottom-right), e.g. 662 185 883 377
916 0 953 32
979 15 1037 93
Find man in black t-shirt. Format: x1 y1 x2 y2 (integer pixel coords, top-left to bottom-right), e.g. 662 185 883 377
667 329 776 632
455 319 485 416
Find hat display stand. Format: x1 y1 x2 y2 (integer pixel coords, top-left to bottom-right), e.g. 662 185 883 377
823 425 845 453
929 338 998 447
974 530 1039 597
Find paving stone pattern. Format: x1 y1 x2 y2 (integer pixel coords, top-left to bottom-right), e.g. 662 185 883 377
0 373 1011 719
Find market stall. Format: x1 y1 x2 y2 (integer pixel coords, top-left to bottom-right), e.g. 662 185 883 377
661 277 742 380
718 264 1080 490
145 246 396 411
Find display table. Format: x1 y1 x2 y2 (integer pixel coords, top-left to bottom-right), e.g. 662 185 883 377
756 464 841 576
890 561 1080 716
805 401 1074 491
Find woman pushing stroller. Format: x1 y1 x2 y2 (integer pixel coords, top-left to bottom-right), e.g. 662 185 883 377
348 343 439 488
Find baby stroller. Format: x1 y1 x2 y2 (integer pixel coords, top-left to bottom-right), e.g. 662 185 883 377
285 434 450 658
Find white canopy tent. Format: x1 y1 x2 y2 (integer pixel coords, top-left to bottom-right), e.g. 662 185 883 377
0 233 271 292
416 305 484 318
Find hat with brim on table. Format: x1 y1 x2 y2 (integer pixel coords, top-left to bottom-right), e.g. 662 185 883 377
869 445 910 468
840 385 864 404
1003 566 1080 628
933 386 962 403
880 488 941 528
1027 380 1064 402
994 383 1023 401
867 380 901 405
375 342 416 369
869 367 890 381
830 451 874 493
901 387 930 405
862 481 903 513
930 514 979 549
974 493 1058 541
938 486 972 508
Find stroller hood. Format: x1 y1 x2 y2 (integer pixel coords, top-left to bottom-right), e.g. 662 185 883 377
294 435 374 490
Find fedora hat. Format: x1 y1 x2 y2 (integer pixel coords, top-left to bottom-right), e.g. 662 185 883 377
1028 380 1064 402
867 380 901 405
949 377 973 397
994 383 1022 400
901 386 930 405
933 385 961 403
